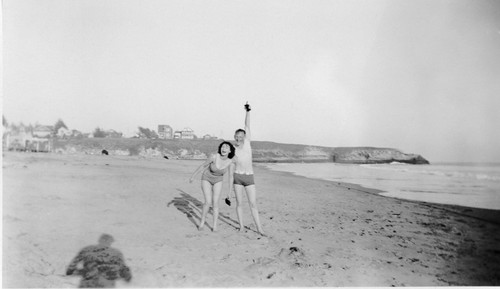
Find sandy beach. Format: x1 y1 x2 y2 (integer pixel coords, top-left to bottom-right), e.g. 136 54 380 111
2 152 500 287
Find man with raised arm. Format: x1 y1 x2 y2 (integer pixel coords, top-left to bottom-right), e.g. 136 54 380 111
232 102 265 236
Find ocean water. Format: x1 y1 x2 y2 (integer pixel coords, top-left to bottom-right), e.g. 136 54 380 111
263 162 500 210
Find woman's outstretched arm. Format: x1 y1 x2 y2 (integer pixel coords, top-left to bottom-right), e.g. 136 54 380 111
189 155 212 183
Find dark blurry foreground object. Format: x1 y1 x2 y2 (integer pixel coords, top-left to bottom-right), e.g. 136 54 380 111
66 234 132 288
225 197 231 206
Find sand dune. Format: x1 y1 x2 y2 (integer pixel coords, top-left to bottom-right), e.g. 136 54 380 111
2 152 500 287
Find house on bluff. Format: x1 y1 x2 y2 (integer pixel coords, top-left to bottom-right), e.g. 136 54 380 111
3 124 53 152
180 127 195 139
158 125 173 139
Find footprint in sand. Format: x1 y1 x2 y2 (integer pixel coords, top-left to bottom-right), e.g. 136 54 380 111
117 268 164 287
220 254 231 262
185 233 204 238
42 195 62 201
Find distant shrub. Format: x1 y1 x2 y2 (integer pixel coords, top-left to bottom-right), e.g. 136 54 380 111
128 146 140 156
93 127 106 138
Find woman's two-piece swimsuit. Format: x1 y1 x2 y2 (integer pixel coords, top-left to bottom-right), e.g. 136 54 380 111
201 162 226 185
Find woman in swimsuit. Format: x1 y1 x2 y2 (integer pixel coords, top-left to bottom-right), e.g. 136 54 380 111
189 141 236 231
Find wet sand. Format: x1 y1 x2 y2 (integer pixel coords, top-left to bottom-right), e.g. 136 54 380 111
2 152 500 287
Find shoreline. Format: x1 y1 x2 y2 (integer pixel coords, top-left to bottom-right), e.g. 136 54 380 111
259 163 500 225
3 152 500 286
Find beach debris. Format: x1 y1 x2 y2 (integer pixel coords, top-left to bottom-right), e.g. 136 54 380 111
163 155 169 159
266 272 276 279
155 264 168 271
277 246 307 268
248 256 276 268
101 149 109 155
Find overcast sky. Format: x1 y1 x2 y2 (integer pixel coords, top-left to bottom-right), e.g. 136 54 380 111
3 0 500 162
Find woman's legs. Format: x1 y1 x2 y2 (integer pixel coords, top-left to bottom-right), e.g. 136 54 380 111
211 181 223 232
234 184 245 231
245 185 264 235
199 180 213 230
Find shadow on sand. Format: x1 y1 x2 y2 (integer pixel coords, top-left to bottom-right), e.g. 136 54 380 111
66 234 132 288
167 189 240 231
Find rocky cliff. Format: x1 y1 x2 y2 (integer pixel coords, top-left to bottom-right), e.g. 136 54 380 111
330 147 429 165
52 138 430 164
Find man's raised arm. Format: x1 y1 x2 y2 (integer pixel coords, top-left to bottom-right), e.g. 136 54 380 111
244 102 251 140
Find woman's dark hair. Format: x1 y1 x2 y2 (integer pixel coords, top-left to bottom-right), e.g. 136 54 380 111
234 129 246 135
218 141 236 159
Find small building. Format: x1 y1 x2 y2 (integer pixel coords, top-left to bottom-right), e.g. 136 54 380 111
4 125 30 151
158 125 173 139
202 134 218 140
173 131 182 139
4 124 52 152
33 125 53 138
105 129 123 138
57 127 72 139
71 130 83 138
25 137 52 152
180 127 195 140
